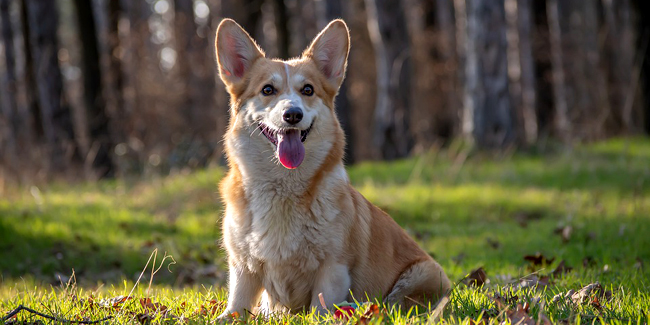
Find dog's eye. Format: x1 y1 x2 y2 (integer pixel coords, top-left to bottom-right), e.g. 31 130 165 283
261 85 275 96
301 84 314 96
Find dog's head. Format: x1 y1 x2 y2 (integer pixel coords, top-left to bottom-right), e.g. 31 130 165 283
215 19 349 171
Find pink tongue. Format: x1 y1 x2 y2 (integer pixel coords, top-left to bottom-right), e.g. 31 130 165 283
277 130 305 169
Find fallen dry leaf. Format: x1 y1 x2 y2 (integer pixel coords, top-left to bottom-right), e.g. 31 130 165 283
139 297 168 316
196 299 224 316
571 282 602 304
551 260 573 277
502 304 535 325
553 225 573 243
514 275 551 290
524 253 555 267
464 267 488 287
552 282 612 310
136 313 152 325
99 295 132 308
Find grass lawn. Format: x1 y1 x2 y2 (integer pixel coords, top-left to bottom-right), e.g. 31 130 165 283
1 138 649 324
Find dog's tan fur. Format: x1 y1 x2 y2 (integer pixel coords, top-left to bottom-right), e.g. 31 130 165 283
215 18 450 317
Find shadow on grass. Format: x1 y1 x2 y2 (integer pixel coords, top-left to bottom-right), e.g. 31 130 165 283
0 201 223 287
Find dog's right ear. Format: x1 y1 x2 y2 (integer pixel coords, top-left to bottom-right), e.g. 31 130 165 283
215 19 264 86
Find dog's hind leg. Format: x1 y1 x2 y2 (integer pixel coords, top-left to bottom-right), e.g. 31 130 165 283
384 259 451 311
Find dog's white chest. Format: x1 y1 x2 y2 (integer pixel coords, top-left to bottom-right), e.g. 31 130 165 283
243 193 332 272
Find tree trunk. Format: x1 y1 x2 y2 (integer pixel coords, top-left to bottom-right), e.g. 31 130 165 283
174 0 198 133
517 0 537 144
531 0 553 138
364 0 412 159
547 0 609 140
272 0 289 59
19 0 40 140
505 0 537 145
24 0 77 171
546 0 569 140
631 0 650 134
316 0 355 163
105 0 125 156
436 0 460 140
602 0 639 133
463 0 516 148
73 0 115 178
0 0 17 162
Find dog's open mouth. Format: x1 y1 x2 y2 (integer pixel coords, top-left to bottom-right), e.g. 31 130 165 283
258 121 313 169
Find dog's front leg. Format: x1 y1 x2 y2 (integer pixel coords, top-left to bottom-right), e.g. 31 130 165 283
218 262 263 319
310 262 351 315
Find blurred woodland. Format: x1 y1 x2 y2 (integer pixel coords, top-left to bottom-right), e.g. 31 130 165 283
0 0 649 183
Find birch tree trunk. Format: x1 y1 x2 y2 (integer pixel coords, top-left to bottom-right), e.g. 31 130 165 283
365 0 412 159
464 0 516 148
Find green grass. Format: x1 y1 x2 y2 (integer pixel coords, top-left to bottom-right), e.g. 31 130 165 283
1 138 649 324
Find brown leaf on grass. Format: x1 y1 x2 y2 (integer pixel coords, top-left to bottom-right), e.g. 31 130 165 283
502 304 535 325
514 275 551 290
553 225 573 243
139 298 168 316
196 299 224 316
552 282 612 309
570 282 602 304
136 313 152 325
356 303 383 324
551 260 573 277
99 295 132 309
590 296 603 310
523 253 555 267
464 267 488 287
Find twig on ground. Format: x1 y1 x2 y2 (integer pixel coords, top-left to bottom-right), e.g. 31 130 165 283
1 305 112 324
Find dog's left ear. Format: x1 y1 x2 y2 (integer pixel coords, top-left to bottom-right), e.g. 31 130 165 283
303 19 350 89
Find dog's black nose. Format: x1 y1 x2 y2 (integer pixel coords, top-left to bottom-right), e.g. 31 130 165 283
283 107 303 125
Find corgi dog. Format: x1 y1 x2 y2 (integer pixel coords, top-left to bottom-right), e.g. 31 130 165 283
215 18 450 317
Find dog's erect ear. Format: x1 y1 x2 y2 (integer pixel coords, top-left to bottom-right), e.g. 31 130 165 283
215 19 264 85
303 19 350 88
